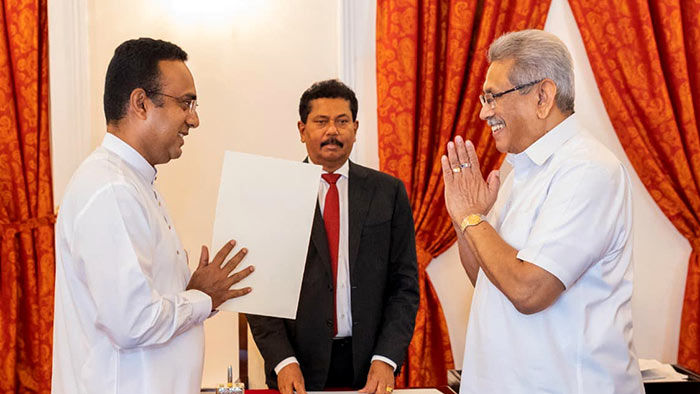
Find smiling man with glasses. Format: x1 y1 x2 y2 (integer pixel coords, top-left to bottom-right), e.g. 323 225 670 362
441 30 643 393
52 38 255 394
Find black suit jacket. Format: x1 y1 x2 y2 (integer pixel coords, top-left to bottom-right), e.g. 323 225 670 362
247 161 419 390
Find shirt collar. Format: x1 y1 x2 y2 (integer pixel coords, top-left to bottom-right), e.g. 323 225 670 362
307 157 350 179
102 132 157 184
506 113 579 169
327 159 349 178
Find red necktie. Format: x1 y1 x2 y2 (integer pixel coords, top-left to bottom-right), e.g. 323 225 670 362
322 173 341 336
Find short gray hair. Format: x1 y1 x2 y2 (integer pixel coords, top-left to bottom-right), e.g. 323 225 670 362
488 29 574 113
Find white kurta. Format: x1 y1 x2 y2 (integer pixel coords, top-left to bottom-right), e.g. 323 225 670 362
461 115 644 394
52 133 212 394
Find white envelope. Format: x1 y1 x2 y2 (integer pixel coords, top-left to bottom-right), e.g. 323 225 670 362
212 151 322 318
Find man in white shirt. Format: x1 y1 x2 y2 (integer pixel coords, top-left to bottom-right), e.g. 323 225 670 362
441 30 644 393
247 80 419 394
52 38 254 394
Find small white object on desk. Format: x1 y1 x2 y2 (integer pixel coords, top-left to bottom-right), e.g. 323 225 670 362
639 358 688 382
217 365 244 394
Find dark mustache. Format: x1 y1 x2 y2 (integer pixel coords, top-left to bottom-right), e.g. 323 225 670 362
321 137 344 148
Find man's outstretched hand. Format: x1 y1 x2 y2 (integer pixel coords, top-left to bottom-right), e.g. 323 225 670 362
187 239 254 309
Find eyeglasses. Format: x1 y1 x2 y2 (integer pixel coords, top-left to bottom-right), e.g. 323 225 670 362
145 90 198 113
479 79 543 109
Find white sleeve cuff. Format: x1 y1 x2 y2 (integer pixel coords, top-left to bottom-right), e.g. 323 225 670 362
371 355 397 371
183 289 213 324
274 356 299 375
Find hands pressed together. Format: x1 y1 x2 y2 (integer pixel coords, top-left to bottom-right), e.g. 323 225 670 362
441 136 500 225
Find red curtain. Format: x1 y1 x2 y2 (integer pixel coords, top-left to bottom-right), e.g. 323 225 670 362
376 0 551 386
0 0 55 392
569 0 700 371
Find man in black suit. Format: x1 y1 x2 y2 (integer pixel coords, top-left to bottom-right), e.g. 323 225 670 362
247 80 419 394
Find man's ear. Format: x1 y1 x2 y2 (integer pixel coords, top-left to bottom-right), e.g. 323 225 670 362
130 88 148 120
536 79 557 119
298 120 306 143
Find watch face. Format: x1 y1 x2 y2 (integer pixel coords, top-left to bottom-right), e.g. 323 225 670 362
467 214 481 225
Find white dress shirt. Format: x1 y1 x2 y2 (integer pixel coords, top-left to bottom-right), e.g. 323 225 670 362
318 160 353 337
52 133 212 394
275 159 396 374
460 114 644 394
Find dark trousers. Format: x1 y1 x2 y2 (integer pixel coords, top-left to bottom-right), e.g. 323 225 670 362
325 337 354 388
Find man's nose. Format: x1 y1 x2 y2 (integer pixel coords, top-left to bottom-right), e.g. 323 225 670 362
326 121 340 134
187 110 200 128
479 103 493 121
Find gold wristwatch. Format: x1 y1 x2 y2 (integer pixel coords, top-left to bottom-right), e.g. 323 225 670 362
460 214 487 232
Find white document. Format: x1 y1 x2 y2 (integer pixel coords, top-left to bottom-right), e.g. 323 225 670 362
639 358 688 382
212 151 322 318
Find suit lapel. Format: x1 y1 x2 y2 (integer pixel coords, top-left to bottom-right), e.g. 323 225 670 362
348 161 372 282
310 200 333 281
305 156 333 281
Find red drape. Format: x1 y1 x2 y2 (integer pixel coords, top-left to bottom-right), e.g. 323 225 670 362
569 0 700 371
376 0 551 386
0 0 55 391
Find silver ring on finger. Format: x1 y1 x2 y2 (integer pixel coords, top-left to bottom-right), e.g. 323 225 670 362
460 162 471 169
452 167 461 173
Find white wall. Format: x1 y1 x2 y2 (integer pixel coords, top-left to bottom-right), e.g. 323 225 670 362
48 0 691 388
47 0 90 202
340 0 379 170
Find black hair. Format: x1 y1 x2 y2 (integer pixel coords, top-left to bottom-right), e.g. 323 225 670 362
298 79 358 123
103 37 188 124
